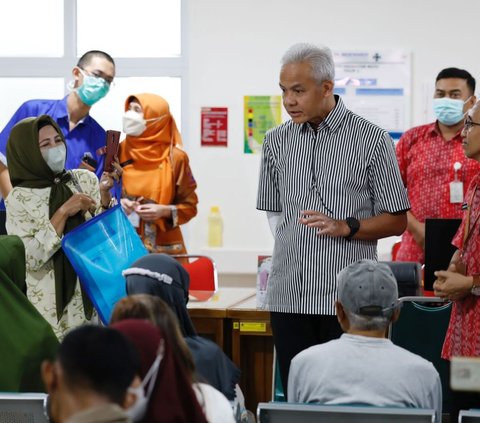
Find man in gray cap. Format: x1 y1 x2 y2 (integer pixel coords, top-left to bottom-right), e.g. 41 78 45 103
288 259 442 421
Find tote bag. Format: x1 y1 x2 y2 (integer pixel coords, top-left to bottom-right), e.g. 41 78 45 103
62 204 147 324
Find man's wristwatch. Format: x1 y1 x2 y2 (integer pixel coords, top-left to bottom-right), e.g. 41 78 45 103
345 217 360 241
471 274 480 295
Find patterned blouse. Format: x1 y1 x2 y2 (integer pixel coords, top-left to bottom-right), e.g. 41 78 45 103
6 169 101 339
442 174 480 359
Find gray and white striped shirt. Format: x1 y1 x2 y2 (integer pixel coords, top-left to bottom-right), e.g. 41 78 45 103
256 96 410 315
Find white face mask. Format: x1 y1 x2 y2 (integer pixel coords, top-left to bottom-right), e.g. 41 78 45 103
126 342 164 422
123 110 146 137
41 144 66 174
122 110 168 137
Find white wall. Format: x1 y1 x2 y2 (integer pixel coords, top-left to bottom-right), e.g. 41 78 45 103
184 0 480 274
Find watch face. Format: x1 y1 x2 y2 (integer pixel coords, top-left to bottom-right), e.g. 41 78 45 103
472 285 480 296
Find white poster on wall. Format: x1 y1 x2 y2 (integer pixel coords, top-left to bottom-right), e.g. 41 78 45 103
333 50 411 142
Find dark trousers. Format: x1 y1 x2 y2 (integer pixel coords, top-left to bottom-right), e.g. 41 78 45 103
270 312 343 400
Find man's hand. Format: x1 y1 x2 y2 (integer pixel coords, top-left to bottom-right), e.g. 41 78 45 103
299 210 350 238
433 270 472 301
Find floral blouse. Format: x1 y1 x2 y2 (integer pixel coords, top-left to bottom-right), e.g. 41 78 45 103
6 169 101 339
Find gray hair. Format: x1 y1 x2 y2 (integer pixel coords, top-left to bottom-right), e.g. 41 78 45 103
281 43 335 84
344 308 393 332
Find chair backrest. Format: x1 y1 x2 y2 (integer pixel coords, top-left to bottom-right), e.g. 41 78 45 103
389 296 452 414
173 255 218 301
459 409 480 422
391 240 402 261
257 402 436 423
271 348 285 402
0 393 49 423
380 261 421 297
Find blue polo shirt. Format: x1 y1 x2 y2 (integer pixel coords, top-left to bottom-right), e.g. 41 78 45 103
0 96 106 175
0 96 107 210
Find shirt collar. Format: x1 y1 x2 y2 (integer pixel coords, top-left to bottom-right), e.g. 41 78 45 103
59 95 91 126
302 95 347 133
430 120 463 140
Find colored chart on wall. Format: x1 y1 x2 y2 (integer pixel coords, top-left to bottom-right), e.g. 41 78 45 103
244 95 282 154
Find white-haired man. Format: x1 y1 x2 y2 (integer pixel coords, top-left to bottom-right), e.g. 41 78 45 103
256 42 410 396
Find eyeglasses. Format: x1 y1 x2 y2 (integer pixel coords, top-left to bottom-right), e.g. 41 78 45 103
79 67 114 86
464 117 480 131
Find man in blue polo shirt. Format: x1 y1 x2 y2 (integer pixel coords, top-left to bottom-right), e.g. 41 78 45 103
0 50 115 209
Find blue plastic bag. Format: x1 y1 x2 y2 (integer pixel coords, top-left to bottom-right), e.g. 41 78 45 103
62 204 147 324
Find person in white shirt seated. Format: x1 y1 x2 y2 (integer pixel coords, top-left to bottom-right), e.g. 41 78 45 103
288 259 442 422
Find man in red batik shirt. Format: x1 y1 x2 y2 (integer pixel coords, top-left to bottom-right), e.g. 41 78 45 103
396 68 480 263
434 100 480 422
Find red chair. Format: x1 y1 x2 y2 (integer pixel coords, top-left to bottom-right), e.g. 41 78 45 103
391 240 402 261
172 255 218 301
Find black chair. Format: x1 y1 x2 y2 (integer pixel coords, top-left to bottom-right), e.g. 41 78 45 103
459 410 480 422
257 402 436 422
0 393 49 422
389 296 452 415
381 261 421 297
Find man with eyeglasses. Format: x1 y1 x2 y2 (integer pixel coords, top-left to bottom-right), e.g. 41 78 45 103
395 68 480 264
434 100 480 421
0 50 116 215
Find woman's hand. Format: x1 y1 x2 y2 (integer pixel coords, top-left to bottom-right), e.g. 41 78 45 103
99 156 123 192
99 156 123 207
135 203 172 222
433 270 472 301
60 193 96 217
120 198 141 216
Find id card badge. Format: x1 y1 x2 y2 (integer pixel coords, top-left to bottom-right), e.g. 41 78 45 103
128 211 140 227
450 181 464 203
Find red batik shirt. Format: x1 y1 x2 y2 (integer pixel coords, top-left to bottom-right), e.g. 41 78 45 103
395 122 480 263
442 174 480 359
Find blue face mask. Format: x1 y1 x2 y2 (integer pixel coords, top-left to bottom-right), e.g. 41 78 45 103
77 69 110 106
433 97 468 126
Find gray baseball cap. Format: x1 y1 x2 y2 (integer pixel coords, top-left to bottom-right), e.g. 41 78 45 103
337 259 398 316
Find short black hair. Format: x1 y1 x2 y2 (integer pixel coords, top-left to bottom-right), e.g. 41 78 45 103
436 67 476 94
77 50 115 68
57 325 139 404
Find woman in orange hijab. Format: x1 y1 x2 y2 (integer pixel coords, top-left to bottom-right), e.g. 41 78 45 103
119 94 198 256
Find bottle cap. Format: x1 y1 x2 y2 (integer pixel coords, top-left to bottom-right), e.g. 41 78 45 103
211 206 220 213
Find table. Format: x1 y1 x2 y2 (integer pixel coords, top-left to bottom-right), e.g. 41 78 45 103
187 287 255 352
227 295 274 412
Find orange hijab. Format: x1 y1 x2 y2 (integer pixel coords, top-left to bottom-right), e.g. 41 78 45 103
119 93 182 208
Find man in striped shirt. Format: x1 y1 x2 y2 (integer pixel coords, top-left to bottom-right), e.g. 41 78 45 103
256 42 410 397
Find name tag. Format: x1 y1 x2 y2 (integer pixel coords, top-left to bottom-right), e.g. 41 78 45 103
450 181 464 204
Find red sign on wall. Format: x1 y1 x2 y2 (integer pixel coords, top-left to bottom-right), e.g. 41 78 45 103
201 107 228 147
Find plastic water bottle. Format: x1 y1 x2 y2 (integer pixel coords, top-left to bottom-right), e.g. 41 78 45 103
208 206 223 247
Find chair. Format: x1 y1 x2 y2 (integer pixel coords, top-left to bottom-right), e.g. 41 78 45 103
257 402 436 423
0 393 49 422
389 296 452 415
459 409 480 422
271 348 285 402
391 240 402 261
381 261 422 297
172 255 218 301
